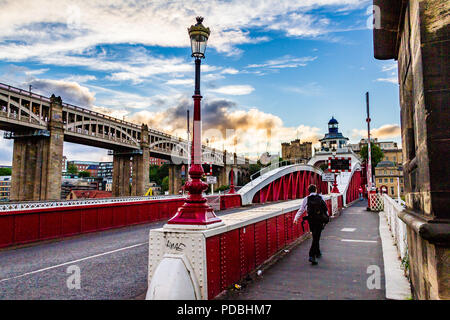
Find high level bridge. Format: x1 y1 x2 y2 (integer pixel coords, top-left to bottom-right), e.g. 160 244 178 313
0 82 251 201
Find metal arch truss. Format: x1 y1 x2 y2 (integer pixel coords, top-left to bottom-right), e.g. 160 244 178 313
343 163 364 205
0 82 250 167
238 164 327 206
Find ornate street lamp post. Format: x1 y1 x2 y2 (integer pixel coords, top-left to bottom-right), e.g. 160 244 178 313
167 17 222 227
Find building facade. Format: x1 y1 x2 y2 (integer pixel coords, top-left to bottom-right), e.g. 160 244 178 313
150 157 169 166
375 160 404 197
318 117 349 152
98 162 113 179
281 139 312 160
67 160 100 173
348 138 398 153
373 0 449 299
0 176 11 201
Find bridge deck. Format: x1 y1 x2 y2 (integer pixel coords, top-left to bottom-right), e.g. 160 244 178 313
226 200 387 300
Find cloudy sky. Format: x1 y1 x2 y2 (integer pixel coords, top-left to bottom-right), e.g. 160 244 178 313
0 0 401 164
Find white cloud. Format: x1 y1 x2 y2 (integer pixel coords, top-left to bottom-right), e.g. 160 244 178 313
376 77 398 84
209 85 255 96
352 124 401 140
166 78 195 86
0 0 365 65
247 55 317 70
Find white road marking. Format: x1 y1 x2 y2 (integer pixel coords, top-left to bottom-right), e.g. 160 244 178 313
341 228 356 232
341 239 377 243
0 242 148 283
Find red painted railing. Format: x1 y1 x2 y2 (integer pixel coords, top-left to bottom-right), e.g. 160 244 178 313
205 209 309 299
220 194 242 210
0 194 243 249
345 170 362 204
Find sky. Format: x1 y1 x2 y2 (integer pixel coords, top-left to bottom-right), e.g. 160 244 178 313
0 0 402 164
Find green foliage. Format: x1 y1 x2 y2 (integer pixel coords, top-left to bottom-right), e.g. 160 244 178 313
319 163 328 171
216 185 230 192
78 171 90 178
161 176 169 192
0 167 12 176
67 164 78 175
149 164 169 186
249 163 262 176
360 143 384 167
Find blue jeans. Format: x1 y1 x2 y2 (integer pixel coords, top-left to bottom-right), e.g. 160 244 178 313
359 193 363 200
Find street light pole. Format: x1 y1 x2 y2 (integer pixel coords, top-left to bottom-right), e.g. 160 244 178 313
168 17 222 227
331 148 340 193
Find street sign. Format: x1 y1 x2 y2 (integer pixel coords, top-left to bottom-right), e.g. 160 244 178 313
206 176 217 184
322 173 335 182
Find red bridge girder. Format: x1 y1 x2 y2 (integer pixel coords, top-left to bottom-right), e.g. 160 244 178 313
251 170 328 204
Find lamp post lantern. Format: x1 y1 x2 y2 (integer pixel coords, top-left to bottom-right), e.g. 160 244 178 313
167 17 222 227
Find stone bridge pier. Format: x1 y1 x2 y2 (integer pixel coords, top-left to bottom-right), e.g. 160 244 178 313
168 164 183 195
113 124 150 197
10 95 64 201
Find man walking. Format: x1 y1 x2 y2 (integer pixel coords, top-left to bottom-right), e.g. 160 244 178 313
294 184 329 265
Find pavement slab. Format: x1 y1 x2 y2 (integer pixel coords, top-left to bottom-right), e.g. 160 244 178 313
229 200 386 300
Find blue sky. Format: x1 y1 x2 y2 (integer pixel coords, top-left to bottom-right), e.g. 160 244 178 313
0 0 401 164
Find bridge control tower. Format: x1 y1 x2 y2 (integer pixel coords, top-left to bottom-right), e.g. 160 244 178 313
318 117 349 153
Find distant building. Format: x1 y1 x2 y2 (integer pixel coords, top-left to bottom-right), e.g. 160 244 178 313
281 139 312 160
348 138 398 153
148 181 162 195
86 165 99 177
98 162 113 179
318 117 349 152
61 178 99 199
375 160 404 197
104 178 113 192
62 156 67 173
67 160 100 172
66 190 112 200
150 157 169 166
0 176 11 201
382 149 403 165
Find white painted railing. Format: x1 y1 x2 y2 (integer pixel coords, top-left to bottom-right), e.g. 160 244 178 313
382 194 408 262
0 195 186 212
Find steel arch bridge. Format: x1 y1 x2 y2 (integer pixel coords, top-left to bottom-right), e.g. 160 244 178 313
238 164 327 206
238 161 364 206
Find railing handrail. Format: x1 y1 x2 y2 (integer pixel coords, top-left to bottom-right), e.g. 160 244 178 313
250 158 308 180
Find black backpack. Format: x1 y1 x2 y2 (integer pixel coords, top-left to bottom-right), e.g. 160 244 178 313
306 195 330 224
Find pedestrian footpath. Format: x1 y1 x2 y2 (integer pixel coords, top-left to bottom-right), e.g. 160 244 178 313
230 200 386 300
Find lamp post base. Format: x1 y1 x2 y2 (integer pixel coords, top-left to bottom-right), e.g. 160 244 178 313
167 164 223 226
167 201 223 226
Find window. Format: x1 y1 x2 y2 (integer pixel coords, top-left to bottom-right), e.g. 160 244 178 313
379 179 382 183
390 178 394 183
390 187 394 195
384 179 388 183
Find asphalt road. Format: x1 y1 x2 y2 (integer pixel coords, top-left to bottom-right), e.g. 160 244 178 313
0 204 260 300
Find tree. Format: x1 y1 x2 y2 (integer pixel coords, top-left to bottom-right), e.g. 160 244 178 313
249 163 262 176
360 143 384 168
161 176 169 192
0 167 12 176
149 164 169 186
67 164 78 175
78 171 90 178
